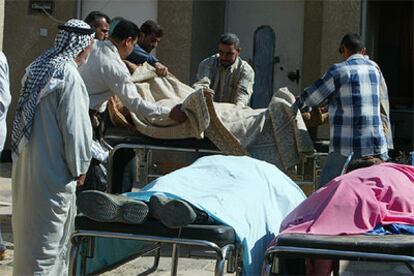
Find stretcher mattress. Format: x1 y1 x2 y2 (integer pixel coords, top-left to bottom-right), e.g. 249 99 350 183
75 215 236 248
276 233 414 256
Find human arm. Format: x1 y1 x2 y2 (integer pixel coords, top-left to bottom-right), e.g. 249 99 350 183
57 69 92 179
104 62 171 120
0 54 11 121
295 66 337 111
123 59 140 74
154 62 169 77
192 58 214 89
234 64 254 106
169 104 187 123
126 45 159 66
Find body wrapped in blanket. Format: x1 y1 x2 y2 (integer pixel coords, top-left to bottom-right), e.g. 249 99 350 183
268 162 414 275
108 63 315 173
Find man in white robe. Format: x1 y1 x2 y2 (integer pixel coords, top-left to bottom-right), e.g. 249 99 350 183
79 18 187 122
79 19 187 192
11 19 95 275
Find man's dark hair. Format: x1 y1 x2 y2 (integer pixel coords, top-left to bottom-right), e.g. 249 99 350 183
340 33 364 54
345 156 384 173
140 20 163 37
219 33 240 49
84 11 111 27
110 19 140 42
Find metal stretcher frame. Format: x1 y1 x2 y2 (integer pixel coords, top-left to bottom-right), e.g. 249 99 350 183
69 229 242 276
107 143 222 193
263 236 414 275
70 139 243 275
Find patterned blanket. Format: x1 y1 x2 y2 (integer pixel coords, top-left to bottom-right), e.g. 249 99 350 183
108 63 314 171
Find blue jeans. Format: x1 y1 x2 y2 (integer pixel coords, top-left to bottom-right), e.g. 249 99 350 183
318 151 389 189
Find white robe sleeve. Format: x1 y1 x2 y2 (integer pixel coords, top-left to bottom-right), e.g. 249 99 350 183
57 67 92 178
104 63 171 120
0 52 11 152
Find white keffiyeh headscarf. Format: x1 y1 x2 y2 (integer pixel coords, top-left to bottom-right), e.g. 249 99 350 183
11 19 94 159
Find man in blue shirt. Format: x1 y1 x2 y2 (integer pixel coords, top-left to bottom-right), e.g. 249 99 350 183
126 20 168 76
295 33 391 187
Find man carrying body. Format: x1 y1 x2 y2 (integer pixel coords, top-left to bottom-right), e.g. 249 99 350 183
79 19 186 192
193 33 255 106
85 11 111 40
11 19 94 275
294 33 391 187
79 19 186 122
126 19 169 77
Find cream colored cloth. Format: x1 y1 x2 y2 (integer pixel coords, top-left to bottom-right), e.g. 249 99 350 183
79 40 170 118
110 63 314 171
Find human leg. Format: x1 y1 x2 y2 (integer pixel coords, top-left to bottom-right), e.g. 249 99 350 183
149 195 215 227
77 190 148 224
76 191 216 227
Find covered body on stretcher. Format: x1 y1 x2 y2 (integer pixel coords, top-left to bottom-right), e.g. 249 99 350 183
70 155 307 275
264 161 414 275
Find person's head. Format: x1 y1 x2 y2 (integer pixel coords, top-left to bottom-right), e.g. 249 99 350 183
218 33 240 67
110 19 140 59
345 156 384 173
74 40 94 65
108 16 125 37
56 19 95 65
338 33 365 60
84 11 111 40
138 20 163 53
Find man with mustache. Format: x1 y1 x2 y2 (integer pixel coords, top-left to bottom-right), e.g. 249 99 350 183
193 33 255 107
126 19 169 77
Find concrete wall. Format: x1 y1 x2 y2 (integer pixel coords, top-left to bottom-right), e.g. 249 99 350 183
157 0 225 85
3 0 77 151
81 0 157 36
319 0 361 73
302 0 361 87
157 1 193 84
190 0 225 84
301 1 323 89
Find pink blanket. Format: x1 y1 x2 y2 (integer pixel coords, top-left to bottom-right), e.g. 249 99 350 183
280 163 414 235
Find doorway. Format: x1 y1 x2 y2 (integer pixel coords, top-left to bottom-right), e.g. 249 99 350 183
363 0 413 152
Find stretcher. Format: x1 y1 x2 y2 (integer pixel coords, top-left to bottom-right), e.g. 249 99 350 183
69 123 329 275
69 216 243 275
103 126 221 191
70 128 243 275
263 233 414 275
103 125 329 194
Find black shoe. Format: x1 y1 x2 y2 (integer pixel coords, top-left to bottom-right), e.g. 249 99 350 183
77 191 148 224
148 194 168 220
160 199 197 228
148 195 196 228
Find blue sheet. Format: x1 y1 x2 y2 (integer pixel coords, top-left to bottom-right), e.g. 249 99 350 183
80 155 306 274
368 224 414 235
126 155 306 274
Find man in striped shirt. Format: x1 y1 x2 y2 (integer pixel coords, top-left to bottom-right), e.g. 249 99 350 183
295 33 391 187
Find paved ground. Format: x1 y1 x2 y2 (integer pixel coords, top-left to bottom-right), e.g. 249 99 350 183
0 162 412 275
